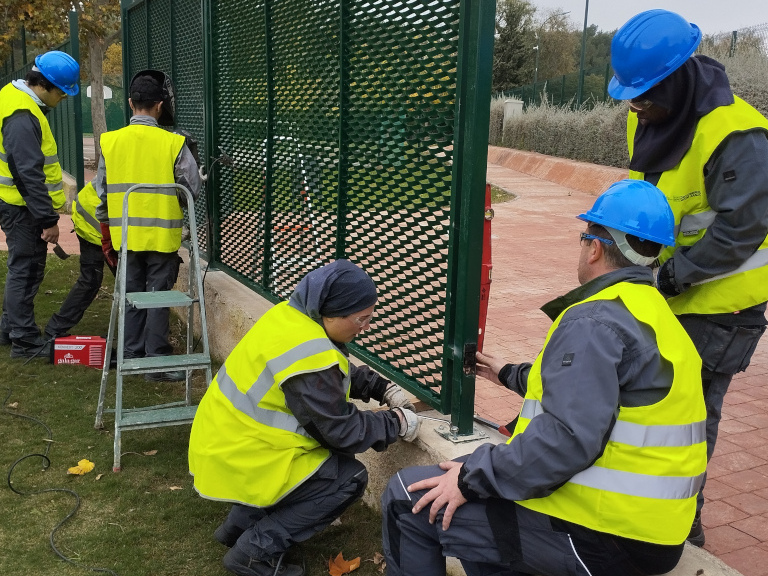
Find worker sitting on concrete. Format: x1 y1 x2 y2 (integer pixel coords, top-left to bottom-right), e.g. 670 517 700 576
93 69 201 381
44 181 114 340
381 180 707 576
189 259 421 576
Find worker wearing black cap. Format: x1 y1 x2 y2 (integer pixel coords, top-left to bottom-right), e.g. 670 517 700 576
93 69 201 381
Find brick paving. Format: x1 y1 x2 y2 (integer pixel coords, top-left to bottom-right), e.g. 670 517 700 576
479 161 768 576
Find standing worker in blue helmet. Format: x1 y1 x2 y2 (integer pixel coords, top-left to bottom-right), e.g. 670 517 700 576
0 50 80 359
381 180 707 576
608 9 768 547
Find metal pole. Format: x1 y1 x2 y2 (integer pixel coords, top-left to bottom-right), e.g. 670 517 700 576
576 0 589 108
533 41 539 85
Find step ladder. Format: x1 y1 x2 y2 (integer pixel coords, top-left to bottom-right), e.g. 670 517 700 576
94 183 212 472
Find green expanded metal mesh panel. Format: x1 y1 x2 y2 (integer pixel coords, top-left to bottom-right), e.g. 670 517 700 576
209 0 460 401
123 0 209 256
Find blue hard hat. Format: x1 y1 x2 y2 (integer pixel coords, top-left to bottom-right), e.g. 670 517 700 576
608 9 701 100
35 51 80 96
577 179 675 246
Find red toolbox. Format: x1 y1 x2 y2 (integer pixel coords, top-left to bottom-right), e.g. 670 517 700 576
53 336 106 369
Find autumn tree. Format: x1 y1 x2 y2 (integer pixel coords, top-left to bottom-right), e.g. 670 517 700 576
0 2 121 160
534 11 578 83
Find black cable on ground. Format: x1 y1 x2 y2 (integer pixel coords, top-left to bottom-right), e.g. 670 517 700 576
2 389 118 575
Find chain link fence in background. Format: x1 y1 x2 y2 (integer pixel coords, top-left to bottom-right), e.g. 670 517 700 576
0 13 85 190
122 0 495 431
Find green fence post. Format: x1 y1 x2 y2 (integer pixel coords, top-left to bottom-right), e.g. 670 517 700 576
262 0 276 290
68 11 85 190
202 0 220 265
443 0 495 434
335 0 349 261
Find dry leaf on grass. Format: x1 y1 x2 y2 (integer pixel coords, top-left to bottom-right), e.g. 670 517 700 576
67 459 95 475
143 449 158 456
330 518 342 527
169 486 183 491
7 402 18 409
95 473 104 480
328 552 360 576
370 553 384 565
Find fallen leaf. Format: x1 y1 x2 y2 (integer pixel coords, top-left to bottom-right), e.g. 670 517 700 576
371 552 384 565
45 290 52 294
169 486 183 491
7 402 18 409
95 473 104 480
377 560 386 574
143 450 158 456
330 518 342 527
329 552 360 576
67 459 95 475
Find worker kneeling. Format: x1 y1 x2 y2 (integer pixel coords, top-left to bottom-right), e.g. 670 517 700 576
189 259 420 576
381 180 707 576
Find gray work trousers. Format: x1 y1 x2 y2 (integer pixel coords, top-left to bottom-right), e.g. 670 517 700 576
44 236 107 337
225 454 368 562
678 315 767 511
382 464 684 576
124 250 180 358
0 201 48 341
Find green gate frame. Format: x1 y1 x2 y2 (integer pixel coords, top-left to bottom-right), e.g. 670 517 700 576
120 0 495 434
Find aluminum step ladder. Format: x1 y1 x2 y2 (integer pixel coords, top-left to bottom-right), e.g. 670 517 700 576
94 183 211 472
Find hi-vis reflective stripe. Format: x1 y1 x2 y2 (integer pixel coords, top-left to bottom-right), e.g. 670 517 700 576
694 247 768 286
569 466 705 500
610 419 706 447
76 200 100 231
522 399 705 447
520 398 544 419
0 151 58 164
216 337 342 435
676 210 716 237
0 175 13 186
106 183 179 196
109 216 184 229
47 181 63 192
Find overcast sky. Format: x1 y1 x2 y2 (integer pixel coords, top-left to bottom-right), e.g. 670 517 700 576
529 1 768 36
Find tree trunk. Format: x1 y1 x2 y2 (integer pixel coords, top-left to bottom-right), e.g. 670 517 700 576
88 32 107 164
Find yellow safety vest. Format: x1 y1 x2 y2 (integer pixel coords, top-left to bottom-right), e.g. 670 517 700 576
512 282 706 545
0 82 65 210
189 301 350 507
100 124 185 252
628 97 768 314
72 181 102 245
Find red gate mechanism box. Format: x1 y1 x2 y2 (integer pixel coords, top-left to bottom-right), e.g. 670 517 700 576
53 336 106 369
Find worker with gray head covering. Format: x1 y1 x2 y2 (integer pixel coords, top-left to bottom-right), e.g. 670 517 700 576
189 259 420 576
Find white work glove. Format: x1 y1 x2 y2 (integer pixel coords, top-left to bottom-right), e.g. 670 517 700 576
382 383 415 411
394 407 421 442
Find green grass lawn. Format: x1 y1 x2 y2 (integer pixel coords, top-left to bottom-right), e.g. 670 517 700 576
0 252 386 576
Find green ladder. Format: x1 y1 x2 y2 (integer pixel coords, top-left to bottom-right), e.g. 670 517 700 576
94 183 212 472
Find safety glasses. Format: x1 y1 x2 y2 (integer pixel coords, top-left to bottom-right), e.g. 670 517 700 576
580 232 614 246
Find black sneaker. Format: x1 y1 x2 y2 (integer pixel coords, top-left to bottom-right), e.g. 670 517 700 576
223 548 303 576
145 370 186 382
687 511 705 547
10 336 52 360
214 522 242 547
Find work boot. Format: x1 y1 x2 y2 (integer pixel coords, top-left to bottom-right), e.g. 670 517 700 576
223 547 303 576
0 331 11 346
214 522 242 547
687 511 705 547
145 370 186 382
10 335 52 360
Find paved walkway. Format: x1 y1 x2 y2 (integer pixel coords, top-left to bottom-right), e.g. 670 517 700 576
479 162 768 576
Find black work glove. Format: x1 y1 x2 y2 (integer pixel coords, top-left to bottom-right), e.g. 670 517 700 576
656 258 685 298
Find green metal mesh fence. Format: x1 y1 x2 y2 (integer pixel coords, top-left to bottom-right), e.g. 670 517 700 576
122 0 495 427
